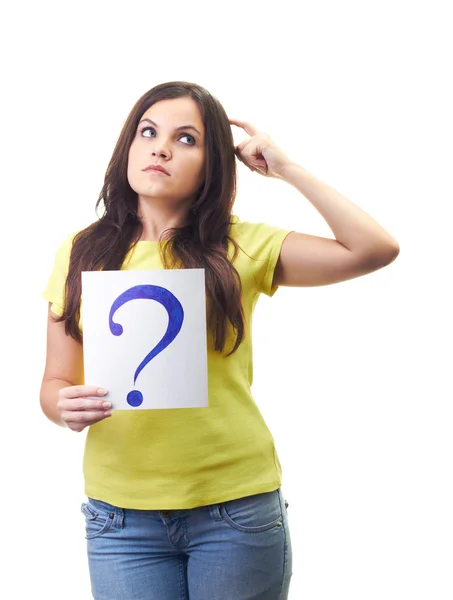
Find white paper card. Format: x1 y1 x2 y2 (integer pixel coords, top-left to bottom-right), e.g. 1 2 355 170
81 269 208 410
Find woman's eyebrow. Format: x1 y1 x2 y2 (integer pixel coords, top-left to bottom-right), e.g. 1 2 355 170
138 118 202 136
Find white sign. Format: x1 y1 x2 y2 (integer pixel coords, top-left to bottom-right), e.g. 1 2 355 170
81 269 208 410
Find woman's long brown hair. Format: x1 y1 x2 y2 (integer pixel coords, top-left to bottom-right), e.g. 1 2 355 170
56 82 246 356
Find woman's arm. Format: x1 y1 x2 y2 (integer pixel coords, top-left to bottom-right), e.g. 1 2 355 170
40 304 111 430
40 304 84 426
231 119 399 288
272 164 399 287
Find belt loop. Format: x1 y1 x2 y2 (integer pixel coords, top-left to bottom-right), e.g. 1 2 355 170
113 507 124 529
208 502 223 521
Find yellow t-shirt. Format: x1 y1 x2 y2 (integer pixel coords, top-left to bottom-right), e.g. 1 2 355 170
43 215 293 509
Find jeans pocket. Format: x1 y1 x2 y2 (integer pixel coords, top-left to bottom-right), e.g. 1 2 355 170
219 489 284 534
80 500 116 540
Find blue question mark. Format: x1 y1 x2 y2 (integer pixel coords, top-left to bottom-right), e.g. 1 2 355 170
109 285 184 407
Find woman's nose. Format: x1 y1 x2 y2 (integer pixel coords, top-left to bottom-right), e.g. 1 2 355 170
151 140 171 159
152 148 170 158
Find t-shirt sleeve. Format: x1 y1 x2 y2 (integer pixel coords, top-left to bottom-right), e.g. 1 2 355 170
42 233 76 316
236 221 294 297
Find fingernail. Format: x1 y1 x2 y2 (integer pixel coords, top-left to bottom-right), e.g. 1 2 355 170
98 388 108 395
102 402 112 408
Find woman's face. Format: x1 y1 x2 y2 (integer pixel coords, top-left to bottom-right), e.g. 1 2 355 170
127 97 206 208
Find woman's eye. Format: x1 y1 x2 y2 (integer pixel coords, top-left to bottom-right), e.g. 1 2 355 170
141 126 156 138
180 134 195 145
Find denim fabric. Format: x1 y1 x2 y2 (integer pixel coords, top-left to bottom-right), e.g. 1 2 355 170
81 487 292 599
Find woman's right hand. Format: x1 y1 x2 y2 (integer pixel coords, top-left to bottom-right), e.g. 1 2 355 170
57 386 112 432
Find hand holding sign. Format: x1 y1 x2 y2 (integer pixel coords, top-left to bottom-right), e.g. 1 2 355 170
56 385 111 432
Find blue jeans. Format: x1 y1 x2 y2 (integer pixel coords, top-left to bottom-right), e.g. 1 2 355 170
81 487 292 599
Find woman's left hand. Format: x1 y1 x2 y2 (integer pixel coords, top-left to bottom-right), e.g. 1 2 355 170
230 119 293 179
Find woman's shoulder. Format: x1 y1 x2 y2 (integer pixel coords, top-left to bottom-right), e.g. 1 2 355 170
229 214 269 237
229 214 292 245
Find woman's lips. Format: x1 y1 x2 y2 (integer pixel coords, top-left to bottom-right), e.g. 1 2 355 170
143 165 170 175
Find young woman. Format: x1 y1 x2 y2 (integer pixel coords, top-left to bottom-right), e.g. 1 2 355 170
40 81 399 600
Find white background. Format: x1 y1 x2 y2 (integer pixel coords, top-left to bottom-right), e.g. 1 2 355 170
1 0 452 598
